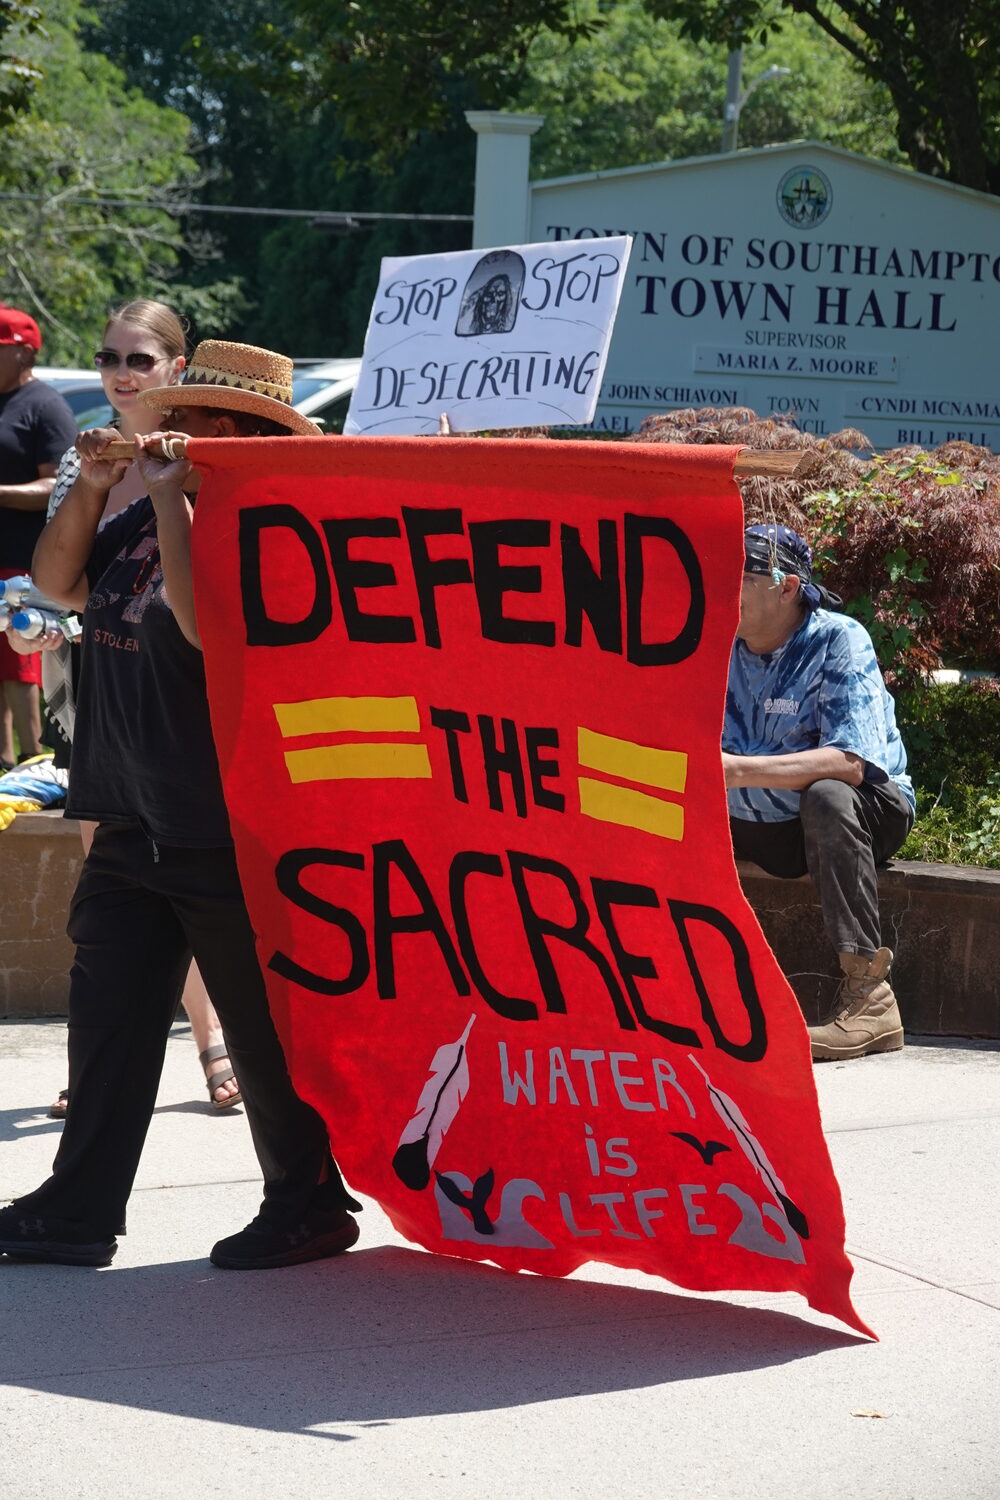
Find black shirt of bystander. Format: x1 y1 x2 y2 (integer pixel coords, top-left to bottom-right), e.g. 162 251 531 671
65 496 232 845
0 380 77 569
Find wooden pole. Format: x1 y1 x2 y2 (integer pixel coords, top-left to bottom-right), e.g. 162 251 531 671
732 449 817 479
97 435 815 480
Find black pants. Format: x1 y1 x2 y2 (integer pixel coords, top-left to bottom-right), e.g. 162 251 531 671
16 823 354 1241
729 778 914 957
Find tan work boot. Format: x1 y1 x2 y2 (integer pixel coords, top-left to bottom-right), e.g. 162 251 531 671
808 948 904 1061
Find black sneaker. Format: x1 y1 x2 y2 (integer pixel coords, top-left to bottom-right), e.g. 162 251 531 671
210 1205 360 1270
0 1206 117 1267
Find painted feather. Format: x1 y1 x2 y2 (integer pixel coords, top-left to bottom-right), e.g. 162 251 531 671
688 1054 810 1239
392 1014 476 1190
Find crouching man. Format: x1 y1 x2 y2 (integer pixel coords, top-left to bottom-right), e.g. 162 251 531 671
723 524 915 1060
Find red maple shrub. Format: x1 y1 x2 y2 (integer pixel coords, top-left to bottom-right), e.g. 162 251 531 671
630 408 1000 678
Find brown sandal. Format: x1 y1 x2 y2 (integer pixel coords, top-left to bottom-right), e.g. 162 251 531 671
199 1045 242 1111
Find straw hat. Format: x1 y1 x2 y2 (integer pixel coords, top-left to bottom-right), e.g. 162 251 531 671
138 339 321 435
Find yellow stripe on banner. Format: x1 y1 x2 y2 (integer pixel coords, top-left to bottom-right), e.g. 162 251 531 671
284 743 432 784
578 726 688 794
274 696 421 738
578 777 684 842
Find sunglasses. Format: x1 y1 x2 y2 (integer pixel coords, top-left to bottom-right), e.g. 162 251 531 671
94 349 161 372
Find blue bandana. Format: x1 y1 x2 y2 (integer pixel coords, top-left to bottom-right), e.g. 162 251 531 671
743 524 841 612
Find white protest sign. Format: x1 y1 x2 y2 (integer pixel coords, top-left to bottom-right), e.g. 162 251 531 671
344 237 633 435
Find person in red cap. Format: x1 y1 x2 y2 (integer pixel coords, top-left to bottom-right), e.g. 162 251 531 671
0 305 77 767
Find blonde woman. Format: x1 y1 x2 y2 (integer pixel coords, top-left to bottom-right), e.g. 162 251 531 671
0 340 359 1271
41 302 241 1113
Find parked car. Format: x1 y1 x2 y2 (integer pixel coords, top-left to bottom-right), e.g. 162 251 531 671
291 358 362 433
34 358 363 434
34 367 113 430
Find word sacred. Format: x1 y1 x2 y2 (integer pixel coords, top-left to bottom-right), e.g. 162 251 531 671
267 836 769 1062
239 504 705 665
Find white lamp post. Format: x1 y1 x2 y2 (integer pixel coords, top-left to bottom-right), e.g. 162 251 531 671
720 51 791 153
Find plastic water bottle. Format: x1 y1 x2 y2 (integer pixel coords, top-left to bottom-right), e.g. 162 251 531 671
0 575 33 607
9 606 82 642
9 607 62 639
0 575 62 612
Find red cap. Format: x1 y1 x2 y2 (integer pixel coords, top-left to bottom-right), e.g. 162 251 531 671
0 306 42 351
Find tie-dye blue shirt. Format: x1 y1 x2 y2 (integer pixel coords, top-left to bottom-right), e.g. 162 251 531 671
724 609 914 822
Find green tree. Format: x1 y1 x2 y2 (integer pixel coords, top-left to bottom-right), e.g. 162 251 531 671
0 0 45 123
88 0 599 167
249 108 474 354
106 0 991 189
81 0 293 214
239 0 602 164
0 0 243 361
86 0 476 354
515 0 902 177
86 0 913 357
643 0 999 192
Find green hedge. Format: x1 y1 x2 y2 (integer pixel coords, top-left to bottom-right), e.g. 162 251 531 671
895 682 1000 868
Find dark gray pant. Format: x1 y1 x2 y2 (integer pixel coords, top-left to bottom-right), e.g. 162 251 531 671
16 823 355 1241
729 779 914 957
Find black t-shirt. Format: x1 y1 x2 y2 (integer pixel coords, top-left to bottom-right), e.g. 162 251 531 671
0 379 78 569
66 497 233 846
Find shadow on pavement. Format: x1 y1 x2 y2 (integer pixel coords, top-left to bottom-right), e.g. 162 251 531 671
151 1100 245 1117
0 1097 246 1144
0 1242 855 1433
0 1107 66 1145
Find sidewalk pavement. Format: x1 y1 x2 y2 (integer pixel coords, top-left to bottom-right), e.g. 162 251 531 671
1 1019 998 1500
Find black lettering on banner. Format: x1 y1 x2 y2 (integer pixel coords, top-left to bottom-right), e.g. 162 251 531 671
239 505 332 647
449 852 538 1020
624 514 705 666
667 901 768 1062
321 517 417 644
429 706 472 802
373 839 471 999
268 848 369 995
478 714 528 818
524 727 565 812
401 506 473 649
508 850 635 1028
561 520 623 653
592 879 701 1046
468 519 557 646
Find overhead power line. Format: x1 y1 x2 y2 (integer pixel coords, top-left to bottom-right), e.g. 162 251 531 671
0 193 472 226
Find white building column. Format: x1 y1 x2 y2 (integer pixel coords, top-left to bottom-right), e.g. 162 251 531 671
465 110 545 249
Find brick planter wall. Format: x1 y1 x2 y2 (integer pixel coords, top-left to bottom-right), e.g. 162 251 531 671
1 813 997 1038
1 812 83 1018
736 859 1000 1039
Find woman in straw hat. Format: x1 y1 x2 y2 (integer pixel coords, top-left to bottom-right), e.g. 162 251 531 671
0 341 361 1271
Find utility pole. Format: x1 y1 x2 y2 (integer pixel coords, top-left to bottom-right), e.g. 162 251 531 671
720 54 792 153
720 48 744 154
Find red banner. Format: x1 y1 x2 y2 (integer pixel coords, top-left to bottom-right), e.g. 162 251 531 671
191 435 872 1338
